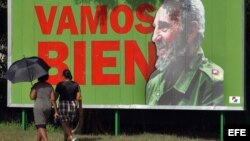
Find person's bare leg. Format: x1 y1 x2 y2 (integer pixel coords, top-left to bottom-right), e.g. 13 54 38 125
63 131 68 141
36 130 42 141
61 122 75 141
38 128 48 141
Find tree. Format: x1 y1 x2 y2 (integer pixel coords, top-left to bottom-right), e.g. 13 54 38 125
0 0 6 8
0 0 7 78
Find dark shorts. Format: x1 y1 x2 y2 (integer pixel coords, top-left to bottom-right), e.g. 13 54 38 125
58 100 78 123
36 124 46 129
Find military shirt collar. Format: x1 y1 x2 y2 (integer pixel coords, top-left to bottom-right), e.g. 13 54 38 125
172 48 204 94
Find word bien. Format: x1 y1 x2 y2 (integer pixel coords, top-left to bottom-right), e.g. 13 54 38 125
38 40 156 85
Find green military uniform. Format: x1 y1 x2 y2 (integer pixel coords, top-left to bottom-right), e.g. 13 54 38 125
146 48 224 106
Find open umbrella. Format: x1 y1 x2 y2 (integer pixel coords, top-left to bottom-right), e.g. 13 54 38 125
5 56 50 84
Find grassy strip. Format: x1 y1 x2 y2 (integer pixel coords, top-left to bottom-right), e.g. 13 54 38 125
0 122 219 141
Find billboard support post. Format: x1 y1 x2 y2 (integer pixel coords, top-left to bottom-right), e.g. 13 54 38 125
21 109 27 130
115 110 120 136
220 112 225 141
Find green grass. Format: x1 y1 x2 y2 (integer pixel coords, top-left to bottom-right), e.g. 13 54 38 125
0 122 219 141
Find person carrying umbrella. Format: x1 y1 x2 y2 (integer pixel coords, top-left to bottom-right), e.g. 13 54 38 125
5 56 58 140
30 74 57 141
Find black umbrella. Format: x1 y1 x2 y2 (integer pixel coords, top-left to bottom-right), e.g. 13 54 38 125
5 56 50 84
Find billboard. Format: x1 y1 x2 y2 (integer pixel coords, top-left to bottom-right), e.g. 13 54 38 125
8 0 244 110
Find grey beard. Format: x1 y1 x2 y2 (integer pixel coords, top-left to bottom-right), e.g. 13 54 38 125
155 47 174 71
155 44 187 71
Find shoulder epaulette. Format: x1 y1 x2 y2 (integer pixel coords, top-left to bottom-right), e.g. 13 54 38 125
199 60 224 81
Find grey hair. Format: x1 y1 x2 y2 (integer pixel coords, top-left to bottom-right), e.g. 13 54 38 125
163 0 205 40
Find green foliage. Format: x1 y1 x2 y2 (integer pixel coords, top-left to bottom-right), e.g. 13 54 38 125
0 121 61 133
0 35 7 78
73 0 164 10
0 121 21 129
0 122 218 141
0 0 6 8
0 0 7 78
